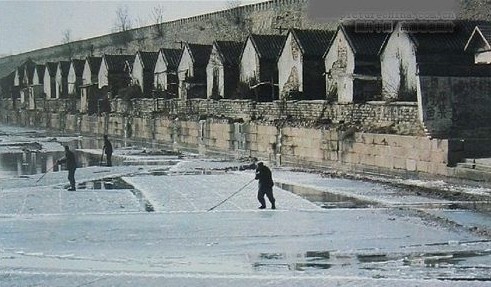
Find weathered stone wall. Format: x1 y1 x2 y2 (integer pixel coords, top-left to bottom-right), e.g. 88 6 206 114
0 0 333 79
109 98 421 134
0 106 459 177
418 76 491 139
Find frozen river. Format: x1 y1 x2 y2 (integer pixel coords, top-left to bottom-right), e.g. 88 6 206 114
0 125 490 286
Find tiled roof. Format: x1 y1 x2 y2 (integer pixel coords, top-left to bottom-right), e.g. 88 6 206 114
58 61 71 77
45 62 58 77
35 65 45 81
0 71 15 90
71 59 85 76
214 41 243 66
338 23 390 56
479 25 491 44
290 29 335 57
160 48 181 70
409 20 489 53
186 43 213 66
418 63 491 77
104 54 135 72
138 51 159 71
87 57 102 74
24 60 36 82
250 34 286 60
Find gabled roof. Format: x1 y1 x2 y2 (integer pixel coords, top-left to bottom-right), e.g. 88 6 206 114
16 59 36 83
71 59 85 77
45 62 58 77
34 65 45 81
184 43 213 66
464 24 491 51
0 71 15 91
103 54 135 73
418 63 491 77
159 48 181 70
23 59 36 82
137 51 159 72
58 61 71 77
408 20 488 53
247 34 286 60
214 41 243 66
330 22 390 57
288 28 335 58
86 56 102 74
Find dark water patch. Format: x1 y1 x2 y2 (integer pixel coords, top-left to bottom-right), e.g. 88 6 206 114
150 170 227 176
253 251 332 272
0 149 124 179
259 252 285 260
357 254 389 263
76 177 134 190
276 182 376 209
75 177 154 212
129 187 155 212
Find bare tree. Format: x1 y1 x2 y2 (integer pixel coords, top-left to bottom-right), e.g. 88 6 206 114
62 29 72 44
114 5 133 32
62 29 74 59
224 0 251 41
152 4 166 38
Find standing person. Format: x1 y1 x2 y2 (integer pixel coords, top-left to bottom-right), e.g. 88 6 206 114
103 134 113 167
57 145 77 191
255 162 276 209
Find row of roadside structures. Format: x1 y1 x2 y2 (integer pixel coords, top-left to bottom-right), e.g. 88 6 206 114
1 20 490 112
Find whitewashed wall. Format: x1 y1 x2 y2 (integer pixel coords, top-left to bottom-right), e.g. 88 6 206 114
154 52 168 91
380 29 418 100
178 47 194 100
324 30 355 103
98 60 109 89
475 51 491 64
278 32 303 98
67 64 77 94
206 46 225 98
33 69 41 85
131 54 145 93
43 67 52 98
82 61 92 85
55 64 62 99
239 38 260 83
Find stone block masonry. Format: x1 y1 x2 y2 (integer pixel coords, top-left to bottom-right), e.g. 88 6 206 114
0 101 454 178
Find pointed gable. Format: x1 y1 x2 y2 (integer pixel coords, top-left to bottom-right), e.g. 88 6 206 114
336 23 389 58
137 51 159 72
104 54 135 73
23 59 36 85
45 62 58 77
408 20 485 53
33 64 45 85
87 56 102 75
58 61 71 77
290 28 335 58
464 24 491 52
214 41 243 66
160 48 181 70
248 34 286 60
71 59 85 77
186 43 213 66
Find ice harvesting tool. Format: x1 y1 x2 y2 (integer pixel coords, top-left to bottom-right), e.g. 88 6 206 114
207 178 255 211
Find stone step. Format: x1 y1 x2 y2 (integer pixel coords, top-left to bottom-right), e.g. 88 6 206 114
459 160 491 173
453 164 491 183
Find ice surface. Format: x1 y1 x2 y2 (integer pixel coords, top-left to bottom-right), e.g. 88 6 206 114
0 125 490 285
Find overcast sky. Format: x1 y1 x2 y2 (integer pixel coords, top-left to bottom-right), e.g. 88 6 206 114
0 0 265 57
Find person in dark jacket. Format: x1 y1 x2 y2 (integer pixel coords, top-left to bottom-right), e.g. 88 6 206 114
103 135 113 167
57 145 77 191
255 162 276 209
